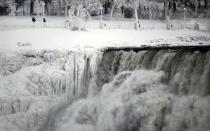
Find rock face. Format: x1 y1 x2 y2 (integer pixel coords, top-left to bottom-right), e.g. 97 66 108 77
0 48 210 131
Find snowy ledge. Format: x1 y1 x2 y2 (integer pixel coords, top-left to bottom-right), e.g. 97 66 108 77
104 45 210 52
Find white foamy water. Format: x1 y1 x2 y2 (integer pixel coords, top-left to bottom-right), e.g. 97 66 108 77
1 49 210 131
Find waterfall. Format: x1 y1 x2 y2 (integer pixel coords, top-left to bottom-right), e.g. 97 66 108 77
40 49 210 131
41 50 102 100
96 50 210 96
0 49 103 131
1 48 210 131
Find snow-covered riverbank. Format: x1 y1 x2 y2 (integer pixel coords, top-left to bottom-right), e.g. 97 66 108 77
0 28 210 51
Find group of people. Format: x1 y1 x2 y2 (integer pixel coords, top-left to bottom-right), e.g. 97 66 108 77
32 17 47 27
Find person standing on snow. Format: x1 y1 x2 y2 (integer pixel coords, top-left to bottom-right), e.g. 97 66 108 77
43 18 46 27
32 16 36 27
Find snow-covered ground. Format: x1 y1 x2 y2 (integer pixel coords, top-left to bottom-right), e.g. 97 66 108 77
0 16 209 51
0 28 210 51
0 16 209 31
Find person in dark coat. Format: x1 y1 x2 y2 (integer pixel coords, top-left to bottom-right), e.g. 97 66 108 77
43 18 46 27
32 17 36 22
43 18 46 23
32 17 36 27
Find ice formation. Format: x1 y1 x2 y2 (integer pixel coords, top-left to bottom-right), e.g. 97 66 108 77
0 49 102 131
0 49 210 131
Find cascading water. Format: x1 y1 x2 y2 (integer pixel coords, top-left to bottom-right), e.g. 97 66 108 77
96 49 210 96
0 49 102 131
0 48 210 131
38 48 210 131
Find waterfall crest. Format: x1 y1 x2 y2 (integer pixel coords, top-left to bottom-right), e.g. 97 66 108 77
96 50 210 96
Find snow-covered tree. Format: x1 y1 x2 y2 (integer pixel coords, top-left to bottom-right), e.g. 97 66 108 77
131 0 148 29
110 0 149 17
0 0 16 15
151 0 177 19
86 0 102 16
15 0 26 6
110 0 148 29
110 0 124 18
0 0 9 7
65 0 102 16
189 0 199 17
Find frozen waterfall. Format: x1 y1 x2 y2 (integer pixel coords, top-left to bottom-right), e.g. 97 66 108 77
0 48 210 131
40 49 210 131
0 49 102 131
